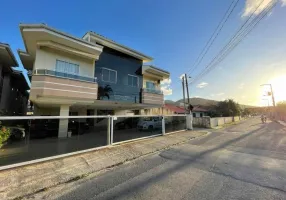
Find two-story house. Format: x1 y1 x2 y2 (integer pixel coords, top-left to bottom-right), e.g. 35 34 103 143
18 24 170 137
0 43 29 116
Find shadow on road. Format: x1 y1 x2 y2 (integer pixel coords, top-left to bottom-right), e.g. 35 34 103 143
56 120 286 199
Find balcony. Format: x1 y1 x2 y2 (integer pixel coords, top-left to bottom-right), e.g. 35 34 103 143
141 88 164 105
30 69 98 102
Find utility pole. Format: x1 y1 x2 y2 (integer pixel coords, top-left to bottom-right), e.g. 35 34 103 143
260 84 276 107
184 74 190 114
182 76 186 113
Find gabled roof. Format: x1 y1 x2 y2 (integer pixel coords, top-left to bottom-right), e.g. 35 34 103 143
83 31 153 62
164 104 185 114
193 106 208 112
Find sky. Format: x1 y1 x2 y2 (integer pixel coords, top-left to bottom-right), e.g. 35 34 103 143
1 0 286 106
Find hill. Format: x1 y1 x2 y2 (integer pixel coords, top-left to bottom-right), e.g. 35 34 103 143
165 97 256 109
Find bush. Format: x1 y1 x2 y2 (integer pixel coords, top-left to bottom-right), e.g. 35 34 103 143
0 126 11 147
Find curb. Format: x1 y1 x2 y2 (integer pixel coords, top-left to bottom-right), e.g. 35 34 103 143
0 130 208 200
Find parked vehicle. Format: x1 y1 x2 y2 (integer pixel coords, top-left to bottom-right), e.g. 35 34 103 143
8 127 26 141
115 117 139 130
137 117 162 131
68 120 90 135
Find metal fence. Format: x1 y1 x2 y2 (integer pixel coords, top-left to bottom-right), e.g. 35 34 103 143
0 115 187 169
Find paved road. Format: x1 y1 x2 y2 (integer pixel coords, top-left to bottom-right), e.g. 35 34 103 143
27 118 286 200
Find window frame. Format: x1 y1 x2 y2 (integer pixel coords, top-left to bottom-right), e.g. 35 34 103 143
55 59 80 75
127 74 139 87
101 67 117 84
146 81 156 90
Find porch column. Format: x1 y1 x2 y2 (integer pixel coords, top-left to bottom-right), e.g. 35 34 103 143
58 105 70 138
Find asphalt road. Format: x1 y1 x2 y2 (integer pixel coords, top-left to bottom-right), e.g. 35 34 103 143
27 117 286 200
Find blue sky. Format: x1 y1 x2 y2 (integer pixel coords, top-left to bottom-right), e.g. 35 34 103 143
1 0 286 106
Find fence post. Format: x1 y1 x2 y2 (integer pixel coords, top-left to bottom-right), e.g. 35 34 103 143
110 116 114 145
186 114 193 130
162 116 165 135
107 116 111 145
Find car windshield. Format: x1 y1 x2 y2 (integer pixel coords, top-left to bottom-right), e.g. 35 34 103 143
143 117 153 121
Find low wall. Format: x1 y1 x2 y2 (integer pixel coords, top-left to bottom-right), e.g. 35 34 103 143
193 116 241 128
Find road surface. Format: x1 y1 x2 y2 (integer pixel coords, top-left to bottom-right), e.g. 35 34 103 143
26 117 286 200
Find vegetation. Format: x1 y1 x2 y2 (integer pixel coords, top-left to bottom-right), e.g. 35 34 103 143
0 125 10 147
97 85 113 100
213 99 241 117
277 101 286 114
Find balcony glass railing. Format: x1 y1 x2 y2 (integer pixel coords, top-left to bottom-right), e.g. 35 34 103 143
143 88 163 94
34 69 97 83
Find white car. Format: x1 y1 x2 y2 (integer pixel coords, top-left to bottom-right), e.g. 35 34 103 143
137 117 162 131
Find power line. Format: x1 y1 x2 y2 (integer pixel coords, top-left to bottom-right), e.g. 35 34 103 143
189 0 276 85
188 0 240 75
187 0 240 75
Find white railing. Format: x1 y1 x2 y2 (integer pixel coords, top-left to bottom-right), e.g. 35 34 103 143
0 114 188 170
34 69 97 83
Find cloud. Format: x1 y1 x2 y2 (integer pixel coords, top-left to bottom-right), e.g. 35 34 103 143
196 82 208 88
242 95 246 99
161 78 171 85
242 0 285 17
179 74 185 80
161 78 172 96
238 83 245 89
211 93 224 97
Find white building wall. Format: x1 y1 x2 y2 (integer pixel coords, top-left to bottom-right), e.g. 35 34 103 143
34 48 94 77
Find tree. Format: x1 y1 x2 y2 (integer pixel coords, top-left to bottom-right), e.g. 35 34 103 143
97 85 113 100
277 101 286 114
215 99 241 117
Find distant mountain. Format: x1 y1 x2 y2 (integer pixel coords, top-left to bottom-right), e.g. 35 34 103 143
176 97 218 107
165 97 256 109
164 100 176 105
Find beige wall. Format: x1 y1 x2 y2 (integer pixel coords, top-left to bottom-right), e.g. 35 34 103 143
34 48 94 77
141 107 174 115
30 75 98 101
142 91 164 105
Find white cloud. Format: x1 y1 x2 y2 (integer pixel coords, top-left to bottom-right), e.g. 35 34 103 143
216 93 225 96
161 86 172 95
238 83 245 89
242 95 246 99
161 78 171 85
161 78 172 96
242 0 285 17
196 82 208 88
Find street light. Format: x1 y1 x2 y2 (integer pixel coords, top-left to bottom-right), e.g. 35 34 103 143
260 84 275 107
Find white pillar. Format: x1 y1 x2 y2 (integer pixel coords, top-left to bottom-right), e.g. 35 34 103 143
58 105 70 138
186 113 193 130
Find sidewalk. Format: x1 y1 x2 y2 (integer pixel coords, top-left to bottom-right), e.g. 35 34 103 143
0 130 207 200
278 120 286 127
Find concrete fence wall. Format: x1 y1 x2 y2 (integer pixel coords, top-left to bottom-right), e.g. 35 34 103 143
193 116 241 128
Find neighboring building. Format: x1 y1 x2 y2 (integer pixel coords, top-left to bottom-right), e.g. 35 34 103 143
17 24 169 137
0 43 29 116
192 106 208 118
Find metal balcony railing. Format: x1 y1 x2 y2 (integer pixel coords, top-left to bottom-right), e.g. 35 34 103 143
142 88 163 95
34 69 97 83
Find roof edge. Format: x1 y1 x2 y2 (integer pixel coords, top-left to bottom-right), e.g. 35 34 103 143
0 43 19 67
19 23 104 52
85 31 153 61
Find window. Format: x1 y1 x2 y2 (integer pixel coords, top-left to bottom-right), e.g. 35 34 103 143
128 75 138 87
56 60 79 74
200 113 203 117
193 113 196 118
146 81 156 90
102 68 117 83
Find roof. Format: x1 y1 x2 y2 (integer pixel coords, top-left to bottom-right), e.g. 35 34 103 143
19 24 103 52
143 65 170 75
193 106 208 112
165 104 186 114
84 31 153 62
0 43 19 68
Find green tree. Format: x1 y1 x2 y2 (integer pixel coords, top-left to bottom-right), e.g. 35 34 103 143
97 85 113 100
215 99 241 117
